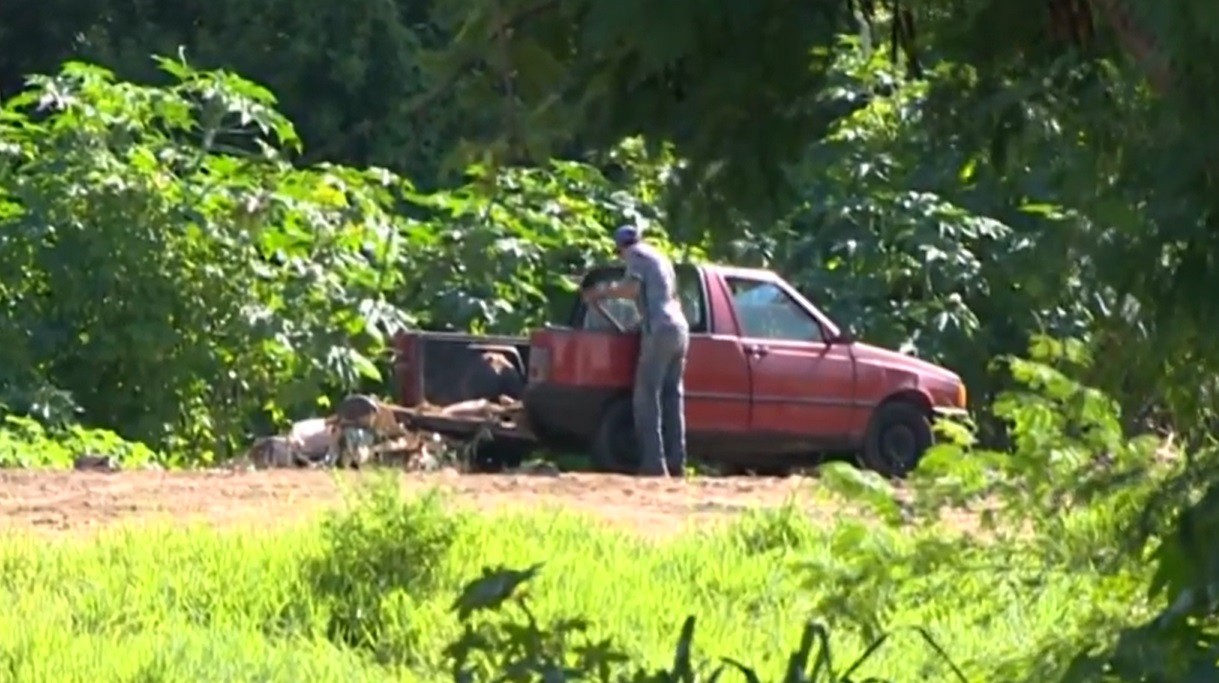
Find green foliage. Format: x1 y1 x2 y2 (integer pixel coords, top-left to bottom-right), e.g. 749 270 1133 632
0 0 458 186
396 138 694 334
423 0 858 222
0 456 1150 681
0 58 417 455
444 564 968 682
714 39 1112 423
805 335 1175 610
810 332 1219 682
304 477 463 664
904 335 1179 572
0 59 680 456
0 415 158 468
1064 468 1219 680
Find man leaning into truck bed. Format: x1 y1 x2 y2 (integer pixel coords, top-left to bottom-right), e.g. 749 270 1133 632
583 225 690 477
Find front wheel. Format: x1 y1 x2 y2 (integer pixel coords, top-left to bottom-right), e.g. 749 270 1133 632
590 398 640 473
861 401 933 478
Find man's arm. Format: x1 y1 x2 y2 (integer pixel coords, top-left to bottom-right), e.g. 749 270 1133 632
584 256 643 301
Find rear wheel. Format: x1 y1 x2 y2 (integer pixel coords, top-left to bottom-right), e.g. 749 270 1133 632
590 398 639 473
862 400 933 478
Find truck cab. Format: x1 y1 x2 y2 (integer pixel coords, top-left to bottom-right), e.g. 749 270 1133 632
523 262 967 476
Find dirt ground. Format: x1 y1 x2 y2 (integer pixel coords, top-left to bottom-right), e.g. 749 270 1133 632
0 469 853 539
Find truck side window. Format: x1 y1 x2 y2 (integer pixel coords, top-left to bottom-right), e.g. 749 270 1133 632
580 265 708 334
676 265 707 333
586 297 641 332
726 278 823 342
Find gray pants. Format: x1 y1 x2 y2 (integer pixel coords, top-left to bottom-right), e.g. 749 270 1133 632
633 326 689 476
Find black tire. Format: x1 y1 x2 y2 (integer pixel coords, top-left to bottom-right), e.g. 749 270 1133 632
590 398 640 473
468 439 531 473
861 400 933 478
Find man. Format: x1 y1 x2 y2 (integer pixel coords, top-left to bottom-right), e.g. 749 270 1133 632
583 225 690 476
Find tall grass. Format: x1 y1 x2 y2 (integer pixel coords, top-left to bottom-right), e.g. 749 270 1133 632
0 474 1146 682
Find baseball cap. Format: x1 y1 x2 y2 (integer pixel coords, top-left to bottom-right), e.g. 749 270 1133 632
613 224 641 248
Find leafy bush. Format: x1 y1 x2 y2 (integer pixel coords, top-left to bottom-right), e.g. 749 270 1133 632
796 335 1188 679
443 564 967 682
392 138 699 335
727 503 821 556
0 414 158 468
905 335 1180 569
0 58 695 456
303 475 464 664
0 58 416 456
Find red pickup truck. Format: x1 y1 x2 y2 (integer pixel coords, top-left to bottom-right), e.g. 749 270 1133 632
391 262 967 476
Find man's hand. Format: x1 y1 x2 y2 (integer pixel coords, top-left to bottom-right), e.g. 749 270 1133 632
584 279 640 303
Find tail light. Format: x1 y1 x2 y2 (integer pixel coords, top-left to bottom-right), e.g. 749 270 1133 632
529 345 551 382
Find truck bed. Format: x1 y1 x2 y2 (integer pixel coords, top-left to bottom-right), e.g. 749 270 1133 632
388 331 536 468
390 330 531 407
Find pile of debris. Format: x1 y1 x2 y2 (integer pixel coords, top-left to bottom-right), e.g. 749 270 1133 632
234 393 525 472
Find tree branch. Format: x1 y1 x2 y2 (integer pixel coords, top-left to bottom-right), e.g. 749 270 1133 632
407 0 562 116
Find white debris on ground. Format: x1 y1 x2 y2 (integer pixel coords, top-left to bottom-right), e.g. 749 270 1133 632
230 394 558 475
237 413 460 471
61 394 559 475
289 418 333 458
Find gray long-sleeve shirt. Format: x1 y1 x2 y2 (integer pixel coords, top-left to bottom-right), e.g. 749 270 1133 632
622 242 689 335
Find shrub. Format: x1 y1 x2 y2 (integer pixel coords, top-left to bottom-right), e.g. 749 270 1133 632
0 414 158 468
443 564 968 682
302 474 464 664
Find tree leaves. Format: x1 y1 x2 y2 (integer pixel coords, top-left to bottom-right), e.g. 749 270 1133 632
421 0 854 222
0 58 413 455
0 56 690 457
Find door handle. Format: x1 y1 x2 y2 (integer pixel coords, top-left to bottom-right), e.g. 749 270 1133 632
747 344 770 357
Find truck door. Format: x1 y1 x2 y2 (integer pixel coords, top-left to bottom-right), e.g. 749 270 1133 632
722 276 856 443
571 264 751 434
678 266 751 434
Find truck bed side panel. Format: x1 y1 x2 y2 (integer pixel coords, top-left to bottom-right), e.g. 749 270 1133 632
536 328 637 389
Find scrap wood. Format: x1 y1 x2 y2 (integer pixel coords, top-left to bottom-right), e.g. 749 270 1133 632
415 394 518 412
332 394 412 438
439 396 522 420
233 392 528 471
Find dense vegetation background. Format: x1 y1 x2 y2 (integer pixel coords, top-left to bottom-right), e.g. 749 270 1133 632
4 0 1219 678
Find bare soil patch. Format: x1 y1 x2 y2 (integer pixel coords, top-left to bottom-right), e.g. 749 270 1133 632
0 470 842 538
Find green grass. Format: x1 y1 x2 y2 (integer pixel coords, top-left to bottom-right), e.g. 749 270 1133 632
0 475 1147 682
